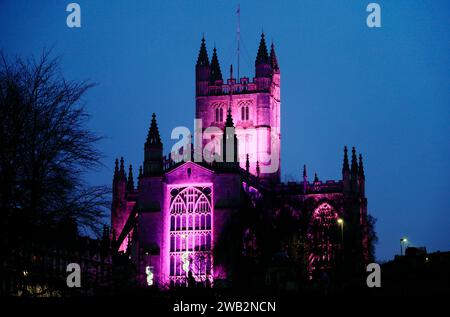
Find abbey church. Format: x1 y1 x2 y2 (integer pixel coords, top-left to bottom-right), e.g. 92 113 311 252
111 33 372 288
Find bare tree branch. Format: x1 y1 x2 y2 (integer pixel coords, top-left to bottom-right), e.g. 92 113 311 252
0 51 109 241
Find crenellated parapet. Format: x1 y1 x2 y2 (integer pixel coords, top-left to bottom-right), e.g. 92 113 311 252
109 30 372 287
195 33 281 182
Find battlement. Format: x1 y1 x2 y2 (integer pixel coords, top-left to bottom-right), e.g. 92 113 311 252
207 77 261 95
274 179 344 195
196 33 279 98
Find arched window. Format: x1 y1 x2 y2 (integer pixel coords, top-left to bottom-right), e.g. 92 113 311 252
206 234 211 249
201 234 206 251
195 214 200 230
170 216 175 231
170 236 175 252
200 214 205 229
175 256 181 276
241 106 249 120
175 236 181 251
195 235 200 251
307 203 340 279
169 186 213 285
170 257 175 275
216 108 223 122
206 255 211 275
175 215 180 231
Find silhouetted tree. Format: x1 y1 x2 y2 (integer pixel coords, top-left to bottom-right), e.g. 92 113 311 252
0 51 109 246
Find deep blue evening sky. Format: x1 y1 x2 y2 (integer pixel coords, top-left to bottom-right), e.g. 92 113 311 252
1 0 449 261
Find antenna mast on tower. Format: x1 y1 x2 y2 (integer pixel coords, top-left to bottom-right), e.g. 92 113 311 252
237 4 240 81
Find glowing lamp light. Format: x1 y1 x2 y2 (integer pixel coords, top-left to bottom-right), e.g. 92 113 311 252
145 266 154 286
337 218 344 244
181 252 190 273
399 238 408 256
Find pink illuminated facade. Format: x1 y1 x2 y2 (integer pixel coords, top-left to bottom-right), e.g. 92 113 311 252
195 34 281 182
168 185 213 285
111 33 370 288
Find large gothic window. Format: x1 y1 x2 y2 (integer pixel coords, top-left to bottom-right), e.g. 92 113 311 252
307 203 340 280
169 186 213 287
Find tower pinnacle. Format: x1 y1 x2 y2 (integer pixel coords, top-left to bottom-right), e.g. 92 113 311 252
358 154 365 179
196 36 211 95
342 146 351 192
210 46 223 83
196 36 209 67
119 157 126 180
255 32 272 78
351 147 358 175
114 158 119 180
246 154 250 173
144 113 163 176
222 107 238 166
255 32 269 65
303 164 308 193
225 106 234 128
343 146 350 173
146 113 162 147
270 42 279 72
127 164 134 192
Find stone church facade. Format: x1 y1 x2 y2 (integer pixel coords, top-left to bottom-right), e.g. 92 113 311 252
111 33 370 288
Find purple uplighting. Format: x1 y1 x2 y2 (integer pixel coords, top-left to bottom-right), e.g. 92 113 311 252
111 33 369 288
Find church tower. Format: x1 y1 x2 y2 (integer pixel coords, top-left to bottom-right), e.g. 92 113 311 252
195 34 281 182
109 29 372 288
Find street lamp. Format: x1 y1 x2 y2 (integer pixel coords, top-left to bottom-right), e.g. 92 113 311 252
400 237 407 256
337 218 344 245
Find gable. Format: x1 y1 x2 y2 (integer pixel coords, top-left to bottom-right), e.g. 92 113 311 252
165 161 214 185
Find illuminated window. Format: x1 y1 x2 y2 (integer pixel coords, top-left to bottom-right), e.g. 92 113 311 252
169 186 213 286
307 203 340 279
145 266 154 286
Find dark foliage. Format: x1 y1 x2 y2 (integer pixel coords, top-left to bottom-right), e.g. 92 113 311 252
0 51 110 245
214 187 378 291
